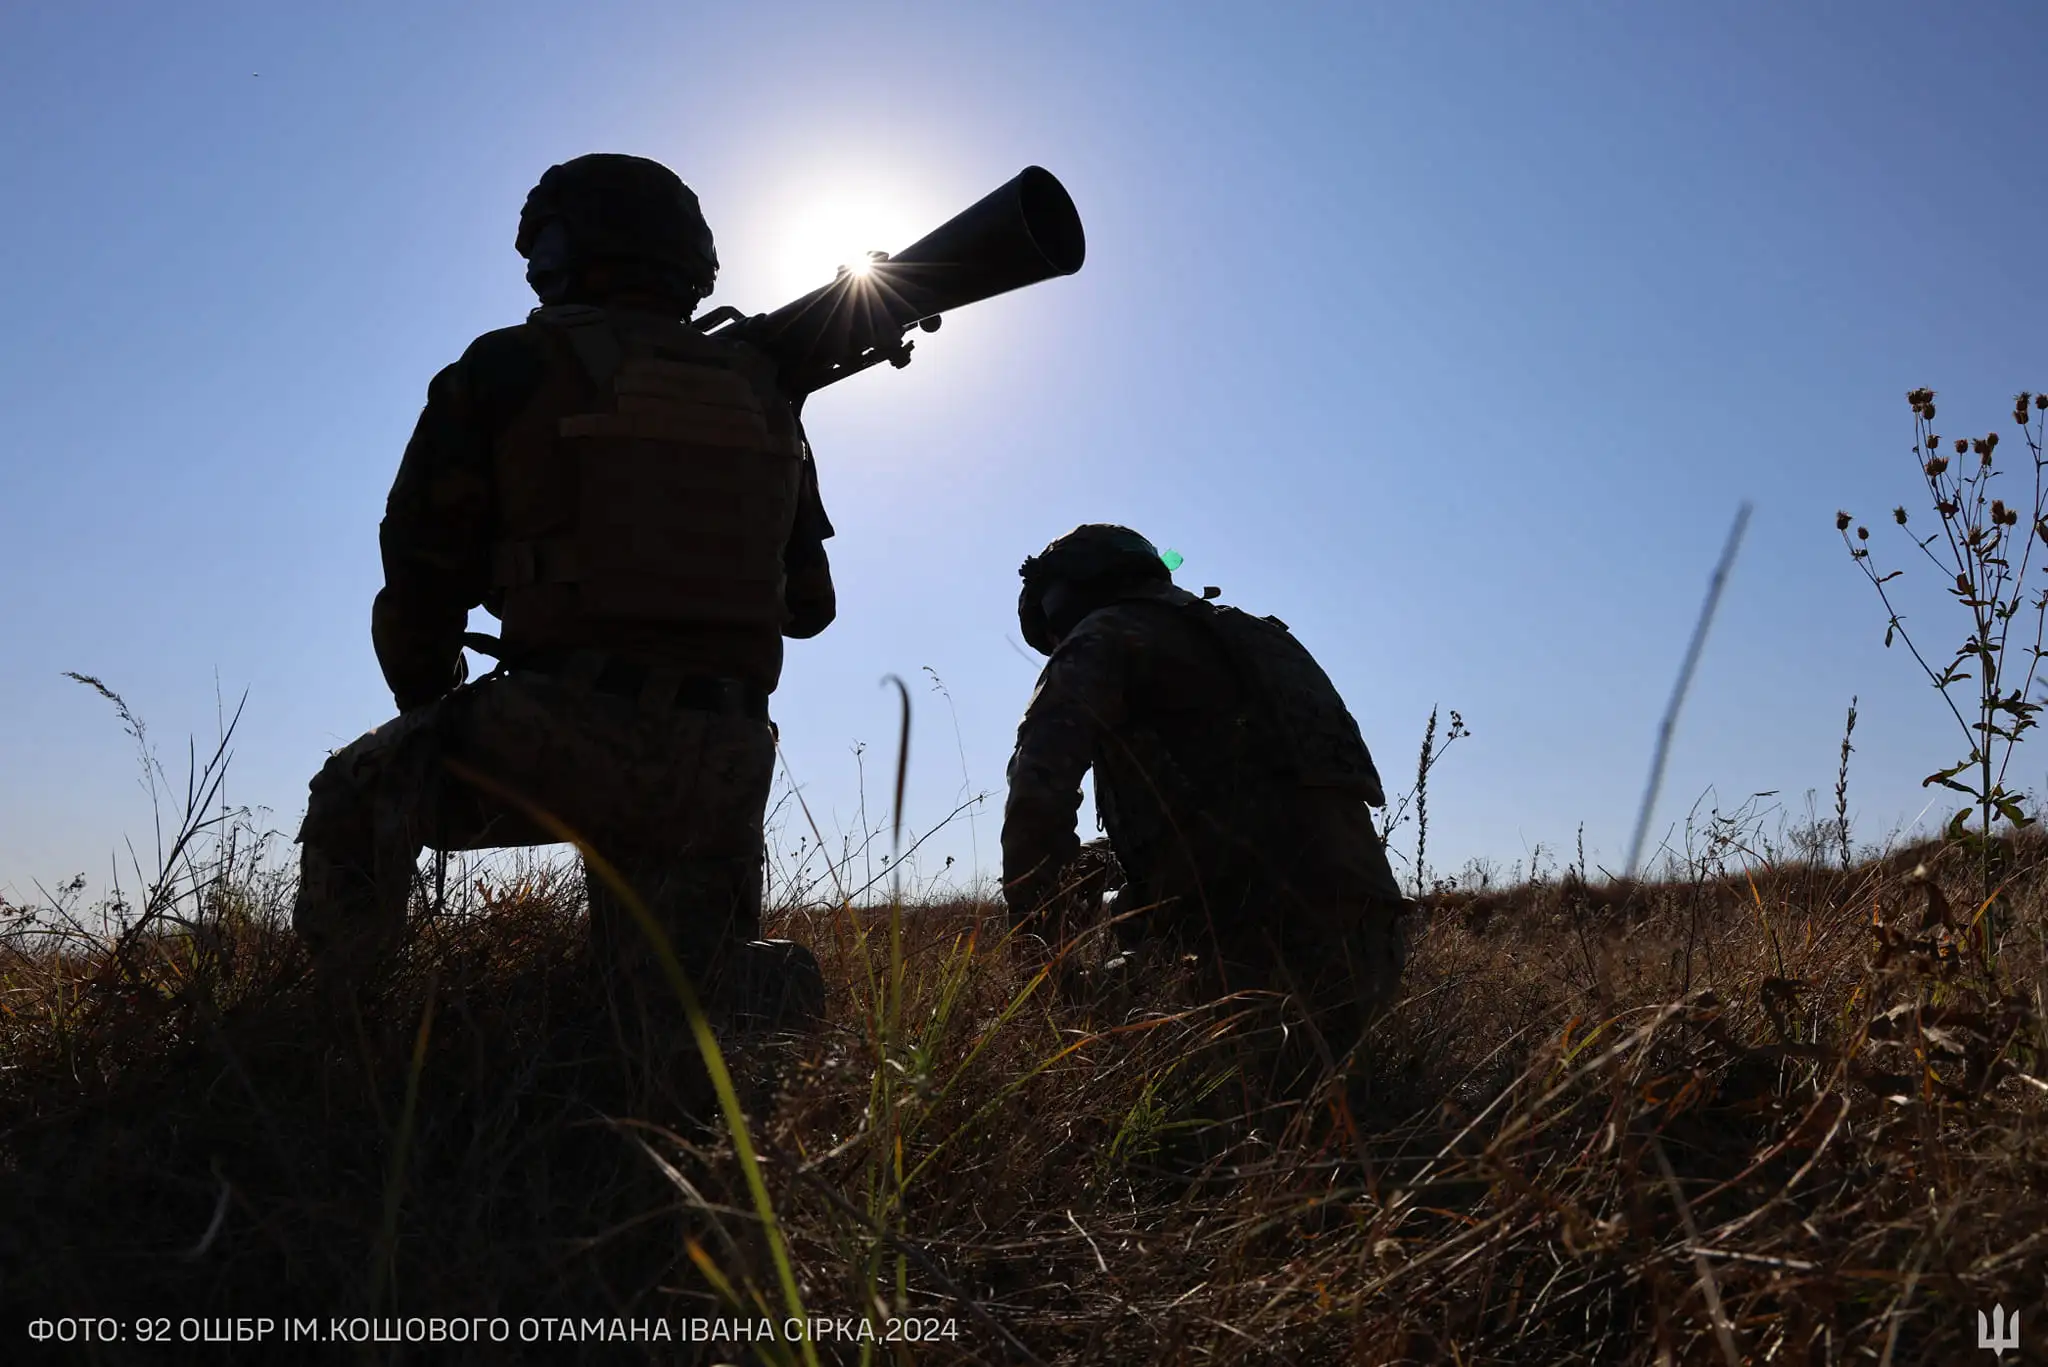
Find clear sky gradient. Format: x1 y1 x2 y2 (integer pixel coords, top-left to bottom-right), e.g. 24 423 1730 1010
3 2 2043 902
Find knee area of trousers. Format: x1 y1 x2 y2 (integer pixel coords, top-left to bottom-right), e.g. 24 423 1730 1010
298 754 378 851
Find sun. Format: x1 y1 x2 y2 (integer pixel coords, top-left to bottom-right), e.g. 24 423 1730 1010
764 180 933 299
785 200 901 283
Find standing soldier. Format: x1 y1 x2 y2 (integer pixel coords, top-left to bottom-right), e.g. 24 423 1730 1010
1004 524 1410 1083
294 154 831 1029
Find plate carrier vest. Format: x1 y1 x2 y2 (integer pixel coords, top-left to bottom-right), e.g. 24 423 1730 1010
488 305 803 658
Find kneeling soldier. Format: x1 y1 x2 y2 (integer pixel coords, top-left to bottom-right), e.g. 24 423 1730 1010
294 154 832 1033
1003 525 1410 1081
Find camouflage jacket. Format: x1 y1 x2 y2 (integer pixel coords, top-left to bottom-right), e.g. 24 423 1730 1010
1003 585 1261 914
373 311 835 711
1002 584 1405 927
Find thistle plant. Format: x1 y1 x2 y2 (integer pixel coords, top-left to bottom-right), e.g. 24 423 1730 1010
1839 387 2048 893
1379 705 1469 896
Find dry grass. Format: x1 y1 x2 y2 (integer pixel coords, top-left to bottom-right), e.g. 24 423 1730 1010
4 807 2048 1366
17 384 2046 1363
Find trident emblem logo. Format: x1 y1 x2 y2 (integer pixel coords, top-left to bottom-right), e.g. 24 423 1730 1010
1978 1305 2020 1358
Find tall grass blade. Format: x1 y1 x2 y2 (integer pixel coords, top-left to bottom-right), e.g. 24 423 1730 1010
1627 501 1753 879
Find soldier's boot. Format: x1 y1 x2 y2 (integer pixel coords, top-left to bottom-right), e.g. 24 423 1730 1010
587 856 725 1011
707 939 825 1133
723 939 827 1035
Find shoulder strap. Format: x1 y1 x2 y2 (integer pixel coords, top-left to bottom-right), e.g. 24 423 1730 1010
526 305 624 389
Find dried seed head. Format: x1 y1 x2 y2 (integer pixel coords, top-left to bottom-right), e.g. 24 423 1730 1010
2037 393 2048 410
1992 499 2008 521
1927 434 1941 450
1986 430 2000 450
1956 438 1970 455
1927 456 1950 476
1836 510 1852 531
1894 506 1909 524
1925 402 1937 419
1908 387 1935 408
1857 525 1870 541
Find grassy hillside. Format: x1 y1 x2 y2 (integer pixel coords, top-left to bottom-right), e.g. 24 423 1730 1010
3 812 2045 1365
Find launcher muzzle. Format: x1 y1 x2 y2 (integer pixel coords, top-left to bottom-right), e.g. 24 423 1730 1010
697 166 1085 395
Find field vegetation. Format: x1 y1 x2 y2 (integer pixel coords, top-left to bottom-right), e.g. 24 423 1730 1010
6 391 2048 1364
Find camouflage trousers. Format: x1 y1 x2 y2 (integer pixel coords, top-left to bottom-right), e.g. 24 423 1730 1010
294 670 774 1006
1118 798 1413 1084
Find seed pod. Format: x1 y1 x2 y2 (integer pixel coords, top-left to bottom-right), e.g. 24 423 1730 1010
1837 511 1852 531
1895 506 1909 524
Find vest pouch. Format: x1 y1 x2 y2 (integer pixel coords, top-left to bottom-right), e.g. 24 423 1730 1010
565 426 795 626
493 318 806 644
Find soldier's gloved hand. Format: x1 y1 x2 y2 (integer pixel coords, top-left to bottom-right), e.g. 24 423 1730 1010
1003 871 1061 942
1059 844 1117 916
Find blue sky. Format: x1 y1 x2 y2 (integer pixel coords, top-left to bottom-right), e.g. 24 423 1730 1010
3 2 2043 903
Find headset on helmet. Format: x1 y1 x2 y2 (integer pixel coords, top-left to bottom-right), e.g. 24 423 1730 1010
515 153 719 308
1017 524 1172 654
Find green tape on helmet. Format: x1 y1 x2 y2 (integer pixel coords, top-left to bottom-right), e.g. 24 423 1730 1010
1160 549 1183 572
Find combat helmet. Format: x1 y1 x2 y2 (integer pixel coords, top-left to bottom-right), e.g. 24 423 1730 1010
515 153 719 310
1017 523 1173 654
